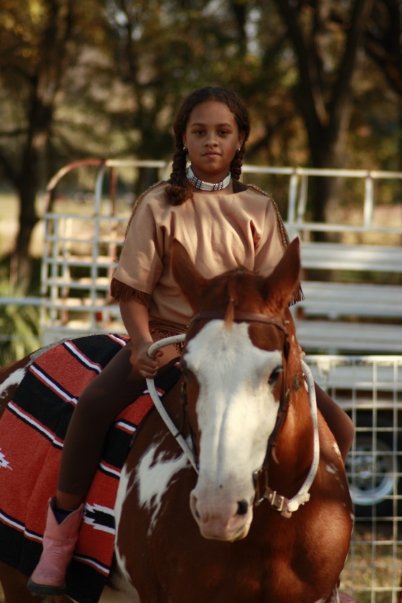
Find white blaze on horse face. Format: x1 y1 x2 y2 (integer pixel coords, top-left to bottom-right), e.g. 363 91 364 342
185 320 282 541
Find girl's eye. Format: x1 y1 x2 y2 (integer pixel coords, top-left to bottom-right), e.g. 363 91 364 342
268 366 283 386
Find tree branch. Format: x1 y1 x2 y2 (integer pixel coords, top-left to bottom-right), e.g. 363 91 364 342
272 0 325 143
328 0 375 138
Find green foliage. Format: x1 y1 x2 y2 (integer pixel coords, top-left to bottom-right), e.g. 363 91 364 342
0 280 40 366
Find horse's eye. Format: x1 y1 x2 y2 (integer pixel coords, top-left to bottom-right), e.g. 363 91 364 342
268 366 283 386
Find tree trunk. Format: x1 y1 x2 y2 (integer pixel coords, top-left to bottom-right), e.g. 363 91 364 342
10 188 38 291
8 0 75 291
273 0 375 233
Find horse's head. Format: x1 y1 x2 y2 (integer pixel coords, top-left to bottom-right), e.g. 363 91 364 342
171 238 301 542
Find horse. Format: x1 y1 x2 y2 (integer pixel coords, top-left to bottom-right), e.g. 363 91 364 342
0 237 353 603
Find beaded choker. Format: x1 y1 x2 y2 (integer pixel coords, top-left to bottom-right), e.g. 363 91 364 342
186 166 232 191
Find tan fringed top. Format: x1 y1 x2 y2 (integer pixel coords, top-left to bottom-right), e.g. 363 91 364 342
112 181 296 329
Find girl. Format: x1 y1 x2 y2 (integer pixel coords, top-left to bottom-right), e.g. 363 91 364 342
28 86 354 596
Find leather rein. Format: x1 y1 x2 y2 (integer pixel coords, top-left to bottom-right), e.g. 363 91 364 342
146 311 320 517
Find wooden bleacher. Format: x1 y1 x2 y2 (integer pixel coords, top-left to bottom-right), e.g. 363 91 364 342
294 242 402 354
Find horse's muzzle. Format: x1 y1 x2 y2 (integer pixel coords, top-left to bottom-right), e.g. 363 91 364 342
190 491 253 541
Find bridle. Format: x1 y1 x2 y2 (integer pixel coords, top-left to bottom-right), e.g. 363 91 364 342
190 310 290 334
146 311 320 517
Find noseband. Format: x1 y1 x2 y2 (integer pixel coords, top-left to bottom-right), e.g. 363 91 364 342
146 311 320 517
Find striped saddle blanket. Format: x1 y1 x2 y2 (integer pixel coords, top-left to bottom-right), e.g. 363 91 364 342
0 333 180 603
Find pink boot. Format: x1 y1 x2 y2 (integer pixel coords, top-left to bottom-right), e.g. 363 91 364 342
27 498 83 596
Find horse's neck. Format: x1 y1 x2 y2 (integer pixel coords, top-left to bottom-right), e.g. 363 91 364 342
269 371 314 496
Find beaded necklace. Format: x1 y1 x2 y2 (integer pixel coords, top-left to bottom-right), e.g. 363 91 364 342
186 165 231 191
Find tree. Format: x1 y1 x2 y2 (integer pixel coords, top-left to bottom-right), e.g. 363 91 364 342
0 0 79 289
270 0 377 224
0 0 129 289
363 0 402 97
266 0 401 221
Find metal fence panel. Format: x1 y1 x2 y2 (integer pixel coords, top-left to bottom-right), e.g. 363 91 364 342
307 354 402 602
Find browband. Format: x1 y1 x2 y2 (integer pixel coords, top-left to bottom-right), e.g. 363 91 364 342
191 310 289 334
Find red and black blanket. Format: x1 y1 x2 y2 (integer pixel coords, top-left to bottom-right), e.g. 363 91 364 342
0 333 180 603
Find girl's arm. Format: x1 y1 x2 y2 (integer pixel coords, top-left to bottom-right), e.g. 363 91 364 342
119 298 161 377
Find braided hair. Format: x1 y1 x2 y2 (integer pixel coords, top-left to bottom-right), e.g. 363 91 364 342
166 87 250 206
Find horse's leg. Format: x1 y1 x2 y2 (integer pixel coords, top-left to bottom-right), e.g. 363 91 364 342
99 585 139 602
0 562 40 603
320 586 355 603
0 563 73 603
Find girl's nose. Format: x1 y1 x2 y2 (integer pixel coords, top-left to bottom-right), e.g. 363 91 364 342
205 135 217 146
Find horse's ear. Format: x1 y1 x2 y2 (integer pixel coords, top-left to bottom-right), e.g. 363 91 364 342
261 237 301 309
171 239 208 311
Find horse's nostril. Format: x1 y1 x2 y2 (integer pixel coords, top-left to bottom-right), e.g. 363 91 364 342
237 500 249 516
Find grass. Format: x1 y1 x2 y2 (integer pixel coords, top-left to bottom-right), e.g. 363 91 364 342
340 523 402 601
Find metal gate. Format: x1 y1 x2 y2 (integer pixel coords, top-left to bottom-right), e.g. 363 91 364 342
307 354 402 602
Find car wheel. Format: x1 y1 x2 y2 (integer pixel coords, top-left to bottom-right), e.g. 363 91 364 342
345 415 400 518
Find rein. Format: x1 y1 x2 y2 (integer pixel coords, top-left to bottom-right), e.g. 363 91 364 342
145 314 320 517
145 334 198 471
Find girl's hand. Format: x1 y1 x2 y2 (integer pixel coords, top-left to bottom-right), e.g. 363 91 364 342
130 341 163 378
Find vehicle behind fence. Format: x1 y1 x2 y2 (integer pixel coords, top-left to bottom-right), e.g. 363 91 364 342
1 159 401 600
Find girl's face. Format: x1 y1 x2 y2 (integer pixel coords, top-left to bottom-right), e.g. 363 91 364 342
183 100 244 184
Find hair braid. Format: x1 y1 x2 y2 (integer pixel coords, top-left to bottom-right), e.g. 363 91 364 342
165 143 192 206
230 147 245 181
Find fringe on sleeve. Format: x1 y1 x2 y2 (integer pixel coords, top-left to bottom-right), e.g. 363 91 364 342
110 278 151 307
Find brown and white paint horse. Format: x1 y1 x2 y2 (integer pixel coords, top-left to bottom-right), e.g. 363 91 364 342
0 238 353 603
